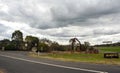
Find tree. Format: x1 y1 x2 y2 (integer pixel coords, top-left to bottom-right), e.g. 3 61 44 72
84 42 90 50
69 38 81 52
38 42 49 52
25 36 39 50
11 30 23 50
39 38 52 46
0 39 10 45
5 41 17 50
39 38 53 52
0 39 10 50
50 41 59 51
12 30 23 41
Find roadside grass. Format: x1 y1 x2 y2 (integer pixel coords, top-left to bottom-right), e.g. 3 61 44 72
29 46 120 65
97 46 120 53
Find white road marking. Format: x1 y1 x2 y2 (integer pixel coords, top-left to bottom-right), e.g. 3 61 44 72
0 54 108 73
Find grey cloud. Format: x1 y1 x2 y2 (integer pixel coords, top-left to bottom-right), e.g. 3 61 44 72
0 24 8 32
51 0 120 27
38 26 92 38
93 28 120 36
1 0 120 29
48 31 90 38
0 24 11 39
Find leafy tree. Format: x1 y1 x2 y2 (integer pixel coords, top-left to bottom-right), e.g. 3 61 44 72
12 30 23 41
0 39 10 50
51 42 59 51
5 41 17 50
38 42 49 52
39 38 52 46
39 38 53 52
11 30 23 50
84 42 90 50
0 39 19 51
0 39 10 45
25 36 39 50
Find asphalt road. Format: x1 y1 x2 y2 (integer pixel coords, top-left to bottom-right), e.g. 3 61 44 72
0 51 120 73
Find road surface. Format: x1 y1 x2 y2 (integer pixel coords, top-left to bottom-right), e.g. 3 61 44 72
0 51 120 73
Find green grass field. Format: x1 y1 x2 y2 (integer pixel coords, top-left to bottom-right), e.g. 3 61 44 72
97 46 120 53
30 46 120 65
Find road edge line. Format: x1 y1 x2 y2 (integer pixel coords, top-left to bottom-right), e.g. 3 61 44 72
0 54 108 73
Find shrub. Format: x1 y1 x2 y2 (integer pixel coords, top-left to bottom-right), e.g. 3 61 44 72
5 44 17 50
38 43 50 52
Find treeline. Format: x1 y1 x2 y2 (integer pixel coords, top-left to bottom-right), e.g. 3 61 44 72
0 30 70 52
94 42 120 47
0 30 99 53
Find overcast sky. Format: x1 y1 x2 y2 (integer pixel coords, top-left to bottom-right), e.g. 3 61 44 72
0 0 120 45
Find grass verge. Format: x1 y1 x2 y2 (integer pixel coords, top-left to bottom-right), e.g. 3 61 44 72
29 52 120 65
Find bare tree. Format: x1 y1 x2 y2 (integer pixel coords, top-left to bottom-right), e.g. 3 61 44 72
69 38 81 52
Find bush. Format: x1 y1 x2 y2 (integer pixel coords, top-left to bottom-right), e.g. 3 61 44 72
38 43 50 52
5 44 17 50
85 47 99 54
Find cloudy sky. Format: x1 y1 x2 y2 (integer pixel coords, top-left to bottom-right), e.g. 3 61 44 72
0 0 120 45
